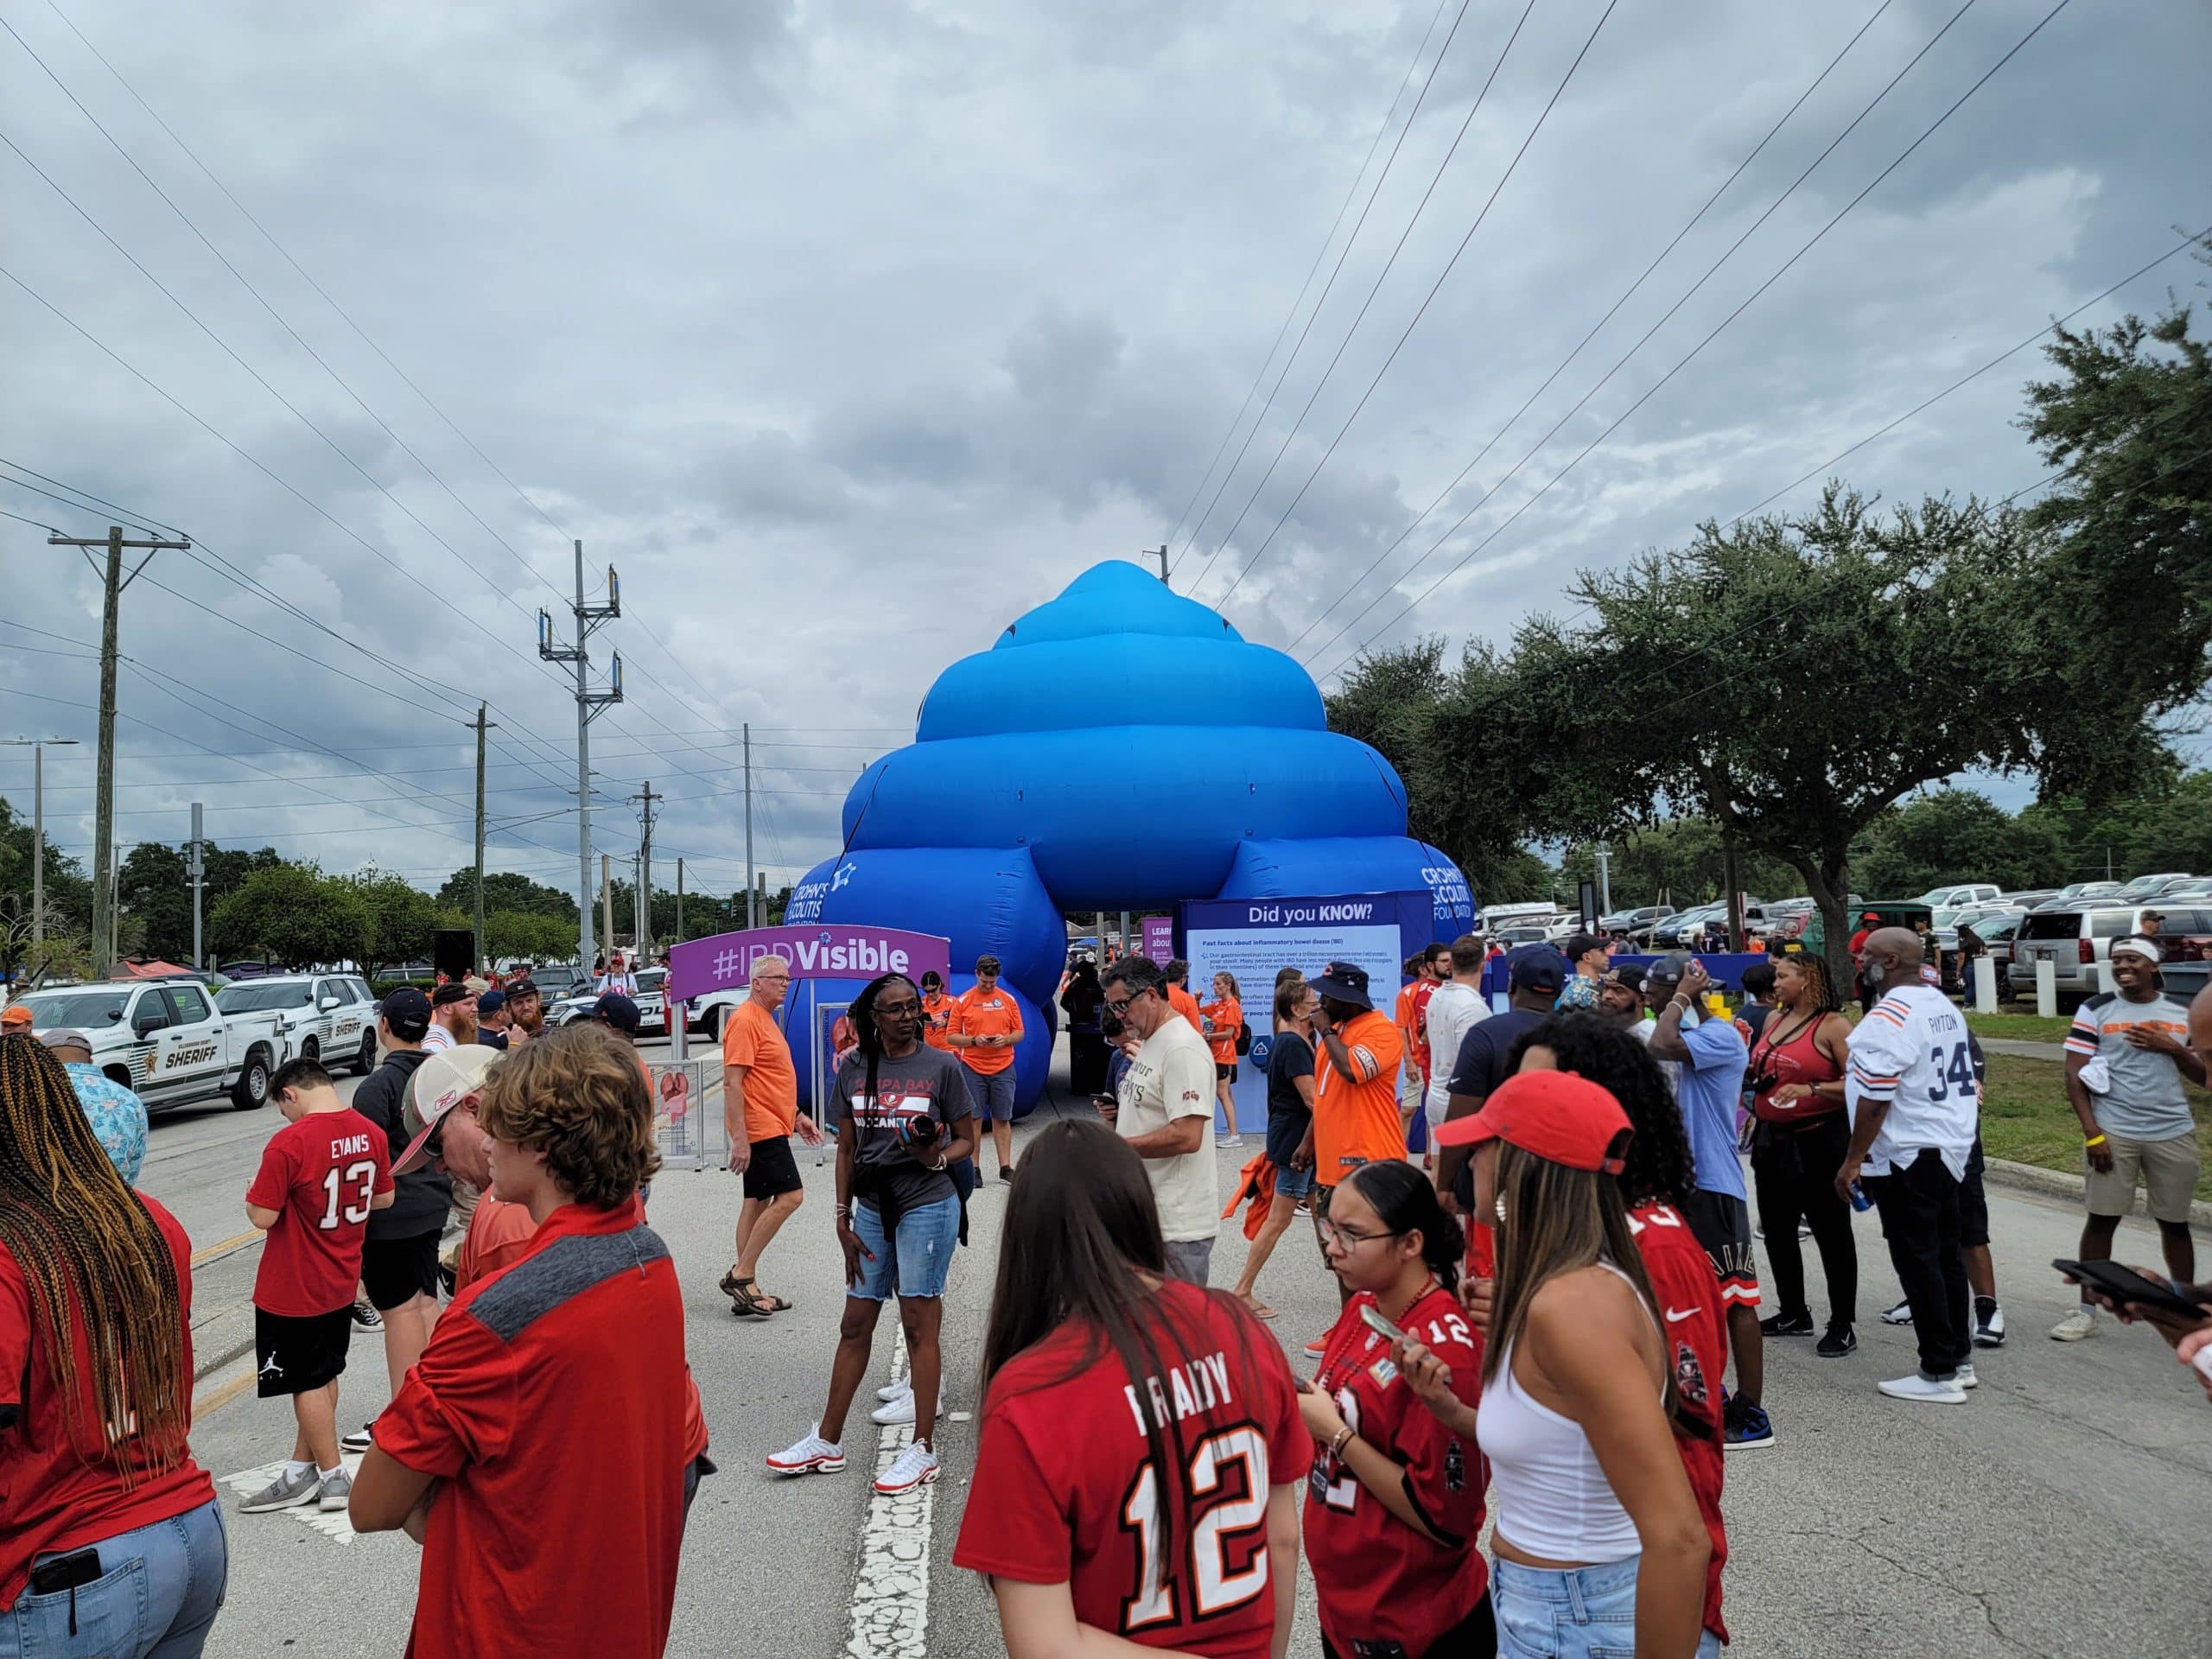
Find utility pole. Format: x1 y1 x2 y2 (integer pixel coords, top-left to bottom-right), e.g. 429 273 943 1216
47 525 190 977
676 857 684 943
2 739 77 949
743 722 756 930
472 703 496 973
629 780 661 963
1150 543 1168 584
538 540 620 967
600 851 615 966
189 801 204 969
109 842 121 967
1720 829 1743 951
633 852 645 956
1593 842 1611 915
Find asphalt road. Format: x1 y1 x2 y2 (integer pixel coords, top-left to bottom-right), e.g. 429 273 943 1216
140 1044 2212 1659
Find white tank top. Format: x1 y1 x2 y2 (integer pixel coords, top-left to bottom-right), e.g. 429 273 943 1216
1476 1260 1660 1566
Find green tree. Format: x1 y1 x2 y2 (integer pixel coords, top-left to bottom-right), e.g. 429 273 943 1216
211 866 371 969
0 798 91 973
2021 287 2212 728
434 868 579 924
1847 788 2056 896
484 909 578 964
349 871 442 976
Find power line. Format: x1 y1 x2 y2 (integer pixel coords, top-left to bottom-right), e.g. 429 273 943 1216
1185 0 1548 594
1166 0 1474 573
1310 0 2075 684
1280 0 1898 656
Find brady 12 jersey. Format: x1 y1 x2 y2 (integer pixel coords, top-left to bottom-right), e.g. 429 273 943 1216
1627 1202 1728 1646
1304 1284 1489 1657
953 1281 1306 1658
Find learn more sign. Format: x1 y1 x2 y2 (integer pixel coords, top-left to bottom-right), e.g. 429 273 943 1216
665 924 953 1003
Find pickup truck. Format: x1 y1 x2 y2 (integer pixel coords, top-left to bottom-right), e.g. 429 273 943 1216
15 976 286 1113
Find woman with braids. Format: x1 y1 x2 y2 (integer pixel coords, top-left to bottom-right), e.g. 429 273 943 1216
768 972 976 1497
954 1119 1305 1659
1421 1067 1714 1659
0 1031 226 1657
1738 951 1859 1357
1299 1160 1494 1658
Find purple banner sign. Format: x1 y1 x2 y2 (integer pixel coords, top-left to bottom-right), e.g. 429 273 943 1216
1143 915 1173 963
666 925 952 1003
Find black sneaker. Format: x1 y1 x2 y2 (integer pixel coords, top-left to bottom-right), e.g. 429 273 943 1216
998 1166 1014 1184
1760 1309 1815 1337
340 1423 374 1453
1723 1396 1776 1451
1973 1297 2006 1348
349 1300 383 1330
1816 1324 1858 1357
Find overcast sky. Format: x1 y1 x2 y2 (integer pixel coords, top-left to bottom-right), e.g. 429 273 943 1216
4 0 2209 906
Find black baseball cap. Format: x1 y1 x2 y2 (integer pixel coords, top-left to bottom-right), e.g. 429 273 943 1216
431 982 475 1007
380 987 431 1039
592 992 641 1035
1507 945 1568 995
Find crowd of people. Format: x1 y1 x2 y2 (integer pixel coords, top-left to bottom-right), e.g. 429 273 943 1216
5 915 2209 1658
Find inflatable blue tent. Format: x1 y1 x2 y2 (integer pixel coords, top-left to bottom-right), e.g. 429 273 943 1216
785 560 1473 1113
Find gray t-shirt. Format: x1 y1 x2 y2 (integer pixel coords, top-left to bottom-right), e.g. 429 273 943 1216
834 1044 975 1215
2067 991 2196 1141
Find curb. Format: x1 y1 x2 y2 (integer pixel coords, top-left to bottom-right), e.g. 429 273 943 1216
1981 1154 2212 1231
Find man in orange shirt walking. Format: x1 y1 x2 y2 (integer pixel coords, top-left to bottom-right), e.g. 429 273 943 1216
1163 960 1207 1035
950 954 1024 1181
720 955 821 1318
1302 960 1405 1351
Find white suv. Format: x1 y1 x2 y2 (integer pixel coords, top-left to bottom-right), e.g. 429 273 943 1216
215 973 380 1075
1916 883 2002 909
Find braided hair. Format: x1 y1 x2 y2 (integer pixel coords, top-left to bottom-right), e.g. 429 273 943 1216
0 1033 188 1479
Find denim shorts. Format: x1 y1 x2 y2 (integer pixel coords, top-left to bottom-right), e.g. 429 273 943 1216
850 1192 961 1301
1493 1554 1720 1659
1274 1160 1314 1200
969 1069 1017 1123
4 1497 227 1659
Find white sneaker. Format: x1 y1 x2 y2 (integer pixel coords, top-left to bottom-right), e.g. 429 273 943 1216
876 1378 913 1403
872 1390 917 1427
1955 1363 1978 1390
1878 1372 1967 1404
2050 1306 2096 1342
1217 1135 1243 1148
316 1466 353 1512
766 1426 846 1476
1880 1299 1914 1325
874 1440 940 1496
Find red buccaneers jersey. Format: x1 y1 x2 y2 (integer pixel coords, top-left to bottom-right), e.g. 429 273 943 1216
1304 1285 1489 1656
954 1281 1306 1658
1629 1202 1729 1645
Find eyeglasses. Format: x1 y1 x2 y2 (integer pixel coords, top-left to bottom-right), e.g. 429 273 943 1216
1318 1220 1403 1249
875 1000 921 1019
1104 987 1155 1016
753 972 791 983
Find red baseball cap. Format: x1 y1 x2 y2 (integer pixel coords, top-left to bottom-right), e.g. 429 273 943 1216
1432 1070 1633 1175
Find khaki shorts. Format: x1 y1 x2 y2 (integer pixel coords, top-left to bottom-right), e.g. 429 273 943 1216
2084 1130 2201 1224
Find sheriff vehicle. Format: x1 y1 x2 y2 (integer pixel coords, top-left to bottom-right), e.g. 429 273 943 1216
14 976 289 1113
215 971 380 1077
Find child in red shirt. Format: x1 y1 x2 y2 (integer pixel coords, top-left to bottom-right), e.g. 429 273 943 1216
238 1057 391 1515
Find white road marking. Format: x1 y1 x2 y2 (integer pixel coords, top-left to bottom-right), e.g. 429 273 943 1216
845 1325 936 1658
220 1454 367 1545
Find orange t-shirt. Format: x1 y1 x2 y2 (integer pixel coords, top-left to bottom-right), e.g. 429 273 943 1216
1200 997 1243 1066
952 986 1024 1075
922 992 957 1052
1166 983 1205 1035
1312 1008 1406 1184
721 998 798 1141
454 1197 538 1293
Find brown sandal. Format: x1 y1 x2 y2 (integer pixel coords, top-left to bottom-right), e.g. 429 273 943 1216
721 1271 776 1318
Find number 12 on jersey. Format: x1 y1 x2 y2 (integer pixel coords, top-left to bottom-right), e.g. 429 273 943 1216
1120 1426 1272 1632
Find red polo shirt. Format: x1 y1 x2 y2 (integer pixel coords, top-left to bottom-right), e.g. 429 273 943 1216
374 1196 693 1659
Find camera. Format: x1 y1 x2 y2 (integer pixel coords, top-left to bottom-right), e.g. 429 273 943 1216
899 1114 942 1152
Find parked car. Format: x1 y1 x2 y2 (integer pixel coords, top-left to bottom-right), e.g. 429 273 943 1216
550 966 670 1035
1933 904 2021 953
2113 872 2195 902
13 977 286 1112
525 963 588 999
2008 905 2212 1001
1599 905 1675 941
1915 883 2003 910
216 972 380 1076
1960 911 2031 995
1994 889 2058 909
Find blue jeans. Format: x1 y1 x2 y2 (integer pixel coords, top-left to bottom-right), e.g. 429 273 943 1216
1492 1554 1719 1659
3 1498 227 1659
850 1192 962 1300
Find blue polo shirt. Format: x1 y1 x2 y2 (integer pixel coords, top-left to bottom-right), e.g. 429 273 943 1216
1666 1015 1749 1200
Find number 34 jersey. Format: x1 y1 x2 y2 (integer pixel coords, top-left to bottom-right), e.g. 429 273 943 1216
955 1280 1306 1658
246 1108 391 1317
1846 985 1980 1179
1305 1285 1489 1657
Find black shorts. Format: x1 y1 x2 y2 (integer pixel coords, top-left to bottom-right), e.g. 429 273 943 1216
743 1135 803 1201
1215 1062 1238 1084
1959 1135 1989 1249
254 1306 351 1398
1682 1189 1761 1309
361 1230 442 1311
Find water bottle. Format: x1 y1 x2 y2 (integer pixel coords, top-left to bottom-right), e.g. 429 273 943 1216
1849 1179 1872 1212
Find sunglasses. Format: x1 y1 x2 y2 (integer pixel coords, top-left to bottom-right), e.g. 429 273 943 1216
1104 987 1155 1016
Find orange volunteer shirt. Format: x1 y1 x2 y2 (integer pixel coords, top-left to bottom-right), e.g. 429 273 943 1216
1201 996 1242 1066
1166 982 1205 1035
951 985 1024 1075
721 998 799 1141
1312 1007 1405 1184
921 990 957 1051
